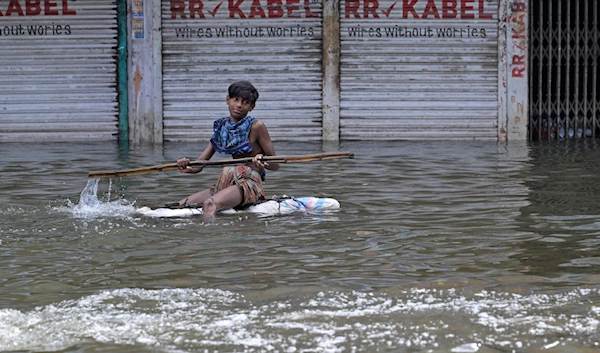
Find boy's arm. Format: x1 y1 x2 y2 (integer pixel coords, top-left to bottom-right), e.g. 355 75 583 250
253 121 280 171
177 143 215 174
197 143 216 161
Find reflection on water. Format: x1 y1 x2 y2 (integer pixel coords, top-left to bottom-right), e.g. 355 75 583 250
1 140 600 352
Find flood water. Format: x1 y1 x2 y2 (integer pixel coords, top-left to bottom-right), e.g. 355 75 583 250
1 140 600 353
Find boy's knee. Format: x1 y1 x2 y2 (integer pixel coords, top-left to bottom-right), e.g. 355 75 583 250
203 198 218 217
203 197 216 208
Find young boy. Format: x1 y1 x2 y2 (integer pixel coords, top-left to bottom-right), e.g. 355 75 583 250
175 81 279 220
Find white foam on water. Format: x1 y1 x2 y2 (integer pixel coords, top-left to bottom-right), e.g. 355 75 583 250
1 287 599 352
0 206 30 216
451 342 481 352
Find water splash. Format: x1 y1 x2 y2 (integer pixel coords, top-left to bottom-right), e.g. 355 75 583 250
78 178 101 207
64 179 135 220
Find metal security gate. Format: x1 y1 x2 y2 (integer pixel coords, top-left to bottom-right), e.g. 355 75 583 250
339 0 499 140
0 0 120 142
161 0 323 142
529 1 600 140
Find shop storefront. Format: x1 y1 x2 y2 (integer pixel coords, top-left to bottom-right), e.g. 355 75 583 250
160 0 324 142
0 0 121 142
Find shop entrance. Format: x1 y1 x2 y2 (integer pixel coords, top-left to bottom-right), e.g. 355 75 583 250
529 1 600 140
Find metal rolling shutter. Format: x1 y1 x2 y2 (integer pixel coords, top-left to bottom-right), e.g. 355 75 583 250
162 0 323 142
340 0 499 140
0 1 119 142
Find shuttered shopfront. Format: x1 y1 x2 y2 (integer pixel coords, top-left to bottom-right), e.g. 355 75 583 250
340 0 499 140
0 0 120 142
161 0 323 142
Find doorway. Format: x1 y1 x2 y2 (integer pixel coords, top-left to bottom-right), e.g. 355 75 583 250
529 1 600 140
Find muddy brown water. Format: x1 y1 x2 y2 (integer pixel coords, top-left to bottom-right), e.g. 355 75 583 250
1 140 599 352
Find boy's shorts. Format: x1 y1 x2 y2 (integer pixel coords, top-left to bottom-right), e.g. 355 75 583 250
209 166 265 206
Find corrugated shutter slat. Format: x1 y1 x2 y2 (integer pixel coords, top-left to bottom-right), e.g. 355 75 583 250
340 0 499 140
0 1 119 142
161 1 324 142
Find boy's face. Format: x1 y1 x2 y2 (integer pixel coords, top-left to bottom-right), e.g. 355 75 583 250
226 95 255 120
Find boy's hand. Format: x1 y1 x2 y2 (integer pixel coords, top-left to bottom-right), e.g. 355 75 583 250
252 154 269 169
177 158 203 173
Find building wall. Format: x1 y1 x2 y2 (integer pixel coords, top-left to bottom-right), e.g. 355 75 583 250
0 0 531 143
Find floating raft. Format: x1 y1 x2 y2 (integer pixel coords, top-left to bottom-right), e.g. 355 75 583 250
136 197 341 217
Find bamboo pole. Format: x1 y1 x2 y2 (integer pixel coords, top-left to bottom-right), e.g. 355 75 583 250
88 152 354 179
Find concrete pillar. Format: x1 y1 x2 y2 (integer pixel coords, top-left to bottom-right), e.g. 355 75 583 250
322 0 341 141
128 0 163 144
503 0 529 141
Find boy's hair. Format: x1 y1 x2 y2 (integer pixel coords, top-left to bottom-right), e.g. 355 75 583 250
228 81 259 104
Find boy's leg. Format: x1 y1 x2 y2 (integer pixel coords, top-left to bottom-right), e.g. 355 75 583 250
178 189 211 206
203 185 243 218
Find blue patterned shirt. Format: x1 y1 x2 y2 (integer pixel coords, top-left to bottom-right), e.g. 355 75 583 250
210 116 256 155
